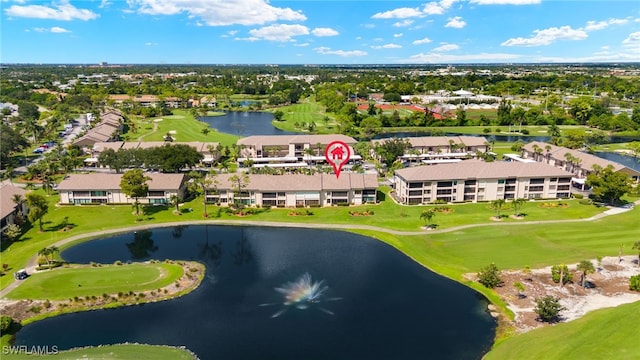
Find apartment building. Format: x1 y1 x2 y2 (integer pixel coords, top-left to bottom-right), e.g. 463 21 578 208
394 161 573 204
206 172 378 207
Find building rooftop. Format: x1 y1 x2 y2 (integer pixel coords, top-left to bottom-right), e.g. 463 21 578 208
395 160 573 181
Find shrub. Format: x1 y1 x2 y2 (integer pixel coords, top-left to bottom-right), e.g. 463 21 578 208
28 305 42 314
43 300 52 309
483 128 491 134
579 199 593 205
477 263 504 288
114 260 123 266
572 193 584 199
1 316 16 334
551 264 573 284
521 129 530 135
630 275 640 291
534 295 566 322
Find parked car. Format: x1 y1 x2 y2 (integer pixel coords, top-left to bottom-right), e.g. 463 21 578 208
32 147 45 154
14 269 28 280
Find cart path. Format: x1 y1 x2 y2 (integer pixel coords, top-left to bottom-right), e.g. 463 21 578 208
1 202 636 299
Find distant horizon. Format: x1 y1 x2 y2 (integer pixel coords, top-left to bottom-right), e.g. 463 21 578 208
2 62 640 67
2 1 640 64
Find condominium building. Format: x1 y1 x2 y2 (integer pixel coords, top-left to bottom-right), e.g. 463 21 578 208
393 160 573 204
206 172 378 207
58 172 186 205
237 134 360 168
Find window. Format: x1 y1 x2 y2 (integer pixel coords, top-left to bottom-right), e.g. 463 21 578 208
465 180 477 185
505 186 516 192
147 191 164 197
557 185 570 191
409 190 423 196
437 181 453 187
497 179 505 184
332 191 348 197
90 191 107 197
530 178 545 185
558 177 571 183
263 192 276 199
436 189 452 195
529 186 544 192
409 182 422 188
550 178 558 182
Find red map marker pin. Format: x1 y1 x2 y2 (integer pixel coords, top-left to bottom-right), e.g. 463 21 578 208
325 141 351 179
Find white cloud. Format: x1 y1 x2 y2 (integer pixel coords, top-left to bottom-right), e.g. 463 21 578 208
413 37 433 45
445 16 466 28
433 43 459 52
422 2 446 15
469 0 540 4
50 26 70 33
371 7 423 19
404 52 522 63
583 18 629 32
622 31 640 52
99 0 112 8
5 0 98 21
314 47 367 57
144 42 158 46
371 43 402 49
501 26 588 47
127 0 306 26
34 26 71 33
393 20 414 27
248 24 309 42
312 28 339 37
393 33 403 38
294 42 310 47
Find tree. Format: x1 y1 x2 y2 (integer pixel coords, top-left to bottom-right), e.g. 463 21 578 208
551 264 573 286
273 110 284 121
120 169 150 218
534 295 566 323
420 209 436 228
169 194 181 214
576 260 595 287
26 193 49 232
37 246 59 269
477 263 504 288
229 173 250 209
188 170 217 218
586 165 632 205
627 141 640 159
2 224 22 243
512 198 526 217
375 138 409 167
630 275 640 291
632 241 640 268
491 199 505 219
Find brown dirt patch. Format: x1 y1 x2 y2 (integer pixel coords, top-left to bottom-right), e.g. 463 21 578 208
471 256 640 333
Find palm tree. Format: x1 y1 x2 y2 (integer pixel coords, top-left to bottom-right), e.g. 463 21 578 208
37 246 59 269
420 209 436 228
576 260 595 287
491 199 506 219
544 145 552 162
169 194 181 214
512 198 526 217
303 147 315 170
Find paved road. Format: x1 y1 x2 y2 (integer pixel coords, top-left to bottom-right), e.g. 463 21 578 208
1 201 636 299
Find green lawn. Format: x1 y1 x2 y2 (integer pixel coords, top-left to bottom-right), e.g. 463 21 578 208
486 301 640 360
0 187 606 291
269 98 338 133
1 343 196 360
128 110 239 146
6 263 184 300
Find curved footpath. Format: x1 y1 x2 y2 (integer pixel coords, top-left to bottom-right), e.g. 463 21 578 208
0 203 635 299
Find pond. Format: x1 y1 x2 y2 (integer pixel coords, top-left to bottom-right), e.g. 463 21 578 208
200 112 299 136
594 151 640 172
15 226 496 360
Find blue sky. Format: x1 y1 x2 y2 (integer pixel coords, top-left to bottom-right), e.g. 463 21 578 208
2 0 640 64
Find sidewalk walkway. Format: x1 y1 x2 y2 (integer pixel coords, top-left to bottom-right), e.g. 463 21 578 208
1 200 637 299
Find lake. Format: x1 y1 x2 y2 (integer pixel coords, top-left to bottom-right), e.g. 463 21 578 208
200 112 299 136
14 226 496 360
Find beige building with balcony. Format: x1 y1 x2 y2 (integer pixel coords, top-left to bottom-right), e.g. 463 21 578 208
206 172 377 207
58 173 186 205
393 161 573 204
